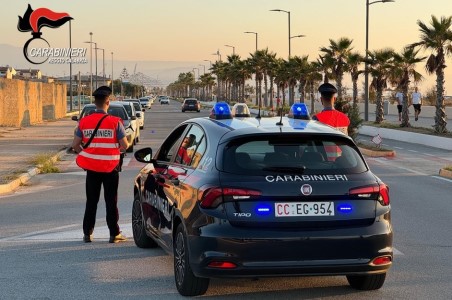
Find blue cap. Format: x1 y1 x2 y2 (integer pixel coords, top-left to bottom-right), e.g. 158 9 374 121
288 103 310 120
209 102 232 120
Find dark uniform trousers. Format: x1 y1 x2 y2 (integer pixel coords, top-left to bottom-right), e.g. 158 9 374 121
83 170 120 237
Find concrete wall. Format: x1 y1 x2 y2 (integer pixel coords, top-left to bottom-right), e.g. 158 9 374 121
0 78 66 127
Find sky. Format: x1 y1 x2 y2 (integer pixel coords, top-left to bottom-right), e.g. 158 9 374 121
2 0 452 94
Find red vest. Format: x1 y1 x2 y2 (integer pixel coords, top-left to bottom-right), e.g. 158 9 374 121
76 113 121 172
315 110 350 135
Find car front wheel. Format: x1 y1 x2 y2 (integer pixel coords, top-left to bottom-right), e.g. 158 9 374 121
132 193 158 248
346 273 386 290
174 224 209 296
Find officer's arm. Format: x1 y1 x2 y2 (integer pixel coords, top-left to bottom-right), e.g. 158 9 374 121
116 122 129 152
119 137 129 152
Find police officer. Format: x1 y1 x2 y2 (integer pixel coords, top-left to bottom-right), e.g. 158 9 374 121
313 83 350 135
72 86 129 243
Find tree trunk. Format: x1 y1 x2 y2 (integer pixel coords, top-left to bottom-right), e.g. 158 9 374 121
435 68 448 133
375 87 384 124
264 73 268 107
401 84 411 127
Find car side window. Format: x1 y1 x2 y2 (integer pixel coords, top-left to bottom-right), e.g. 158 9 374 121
174 125 206 167
157 125 190 162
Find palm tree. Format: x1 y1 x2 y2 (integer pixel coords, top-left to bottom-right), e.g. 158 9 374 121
346 52 364 107
391 47 426 127
274 58 289 110
366 48 395 124
320 37 354 101
410 15 452 133
314 55 335 84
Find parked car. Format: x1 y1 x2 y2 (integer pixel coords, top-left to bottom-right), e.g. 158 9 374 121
117 101 140 145
71 102 136 152
181 98 201 112
139 97 151 109
131 102 393 296
122 99 145 129
159 96 170 105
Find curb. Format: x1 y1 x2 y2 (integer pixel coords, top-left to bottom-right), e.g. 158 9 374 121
358 147 396 157
0 148 68 195
439 168 452 179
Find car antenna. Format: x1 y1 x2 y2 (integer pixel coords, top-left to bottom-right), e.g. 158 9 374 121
276 105 283 125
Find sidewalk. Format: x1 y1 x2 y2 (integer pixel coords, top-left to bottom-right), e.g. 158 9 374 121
0 107 451 195
0 117 75 194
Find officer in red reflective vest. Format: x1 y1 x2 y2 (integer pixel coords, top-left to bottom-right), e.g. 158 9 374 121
313 83 350 135
72 86 129 243
313 83 350 161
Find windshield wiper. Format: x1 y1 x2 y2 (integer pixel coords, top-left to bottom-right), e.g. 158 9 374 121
263 166 306 174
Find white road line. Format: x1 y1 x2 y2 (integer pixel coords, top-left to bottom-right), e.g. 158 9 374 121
408 150 418 153
394 147 404 150
393 248 404 256
432 176 452 183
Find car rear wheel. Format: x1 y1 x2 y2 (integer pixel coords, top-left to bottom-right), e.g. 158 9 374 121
346 273 386 290
132 193 158 248
174 224 209 296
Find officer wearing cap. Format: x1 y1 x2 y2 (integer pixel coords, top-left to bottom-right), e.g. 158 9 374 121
72 86 129 243
313 83 350 135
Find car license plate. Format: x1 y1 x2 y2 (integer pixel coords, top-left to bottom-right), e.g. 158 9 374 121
275 202 334 217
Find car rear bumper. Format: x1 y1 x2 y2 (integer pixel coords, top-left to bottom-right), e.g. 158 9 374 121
183 106 200 111
188 219 393 278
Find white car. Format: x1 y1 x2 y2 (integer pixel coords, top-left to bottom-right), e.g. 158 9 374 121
123 99 145 129
118 101 140 147
160 96 170 105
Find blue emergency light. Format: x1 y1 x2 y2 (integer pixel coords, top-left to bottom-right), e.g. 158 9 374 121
209 102 232 120
288 103 311 120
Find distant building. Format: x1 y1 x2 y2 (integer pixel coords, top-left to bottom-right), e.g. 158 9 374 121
56 74 111 95
0 66 16 79
15 68 42 80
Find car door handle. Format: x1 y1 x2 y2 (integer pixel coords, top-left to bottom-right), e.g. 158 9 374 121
171 178 180 186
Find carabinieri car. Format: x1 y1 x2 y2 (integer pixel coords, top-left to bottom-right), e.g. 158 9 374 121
132 102 393 296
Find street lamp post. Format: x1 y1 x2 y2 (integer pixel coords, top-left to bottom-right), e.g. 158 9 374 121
69 20 73 112
96 47 105 86
271 9 293 104
270 9 291 57
244 31 258 52
111 52 114 96
85 33 93 102
203 59 212 68
364 0 395 121
224 44 235 55
199 64 206 75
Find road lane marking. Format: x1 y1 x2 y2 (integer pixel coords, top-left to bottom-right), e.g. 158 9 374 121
394 147 404 150
432 176 452 183
408 150 418 153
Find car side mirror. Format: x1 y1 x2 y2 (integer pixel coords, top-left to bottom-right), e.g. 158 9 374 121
71 116 78 121
134 147 153 163
136 112 141 118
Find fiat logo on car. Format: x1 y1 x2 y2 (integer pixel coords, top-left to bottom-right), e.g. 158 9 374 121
301 184 312 195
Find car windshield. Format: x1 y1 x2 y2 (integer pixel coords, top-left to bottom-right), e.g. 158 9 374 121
122 104 133 118
81 106 127 120
222 135 367 175
132 103 141 111
185 100 197 104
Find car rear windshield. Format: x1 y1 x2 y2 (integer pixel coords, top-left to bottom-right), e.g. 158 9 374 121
222 135 367 175
81 106 127 120
185 100 197 104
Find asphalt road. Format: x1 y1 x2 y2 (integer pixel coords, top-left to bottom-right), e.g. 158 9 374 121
0 100 451 299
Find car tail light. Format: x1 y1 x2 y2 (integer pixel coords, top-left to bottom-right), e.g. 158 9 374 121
199 187 261 209
349 184 390 206
371 256 392 266
207 261 237 269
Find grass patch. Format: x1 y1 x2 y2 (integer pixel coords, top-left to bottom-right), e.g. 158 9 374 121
29 152 60 173
0 169 29 184
445 165 452 172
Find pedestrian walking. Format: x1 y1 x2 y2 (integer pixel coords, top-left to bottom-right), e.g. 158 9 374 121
71 86 129 243
395 90 404 121
313 83 350 135
411 87 422 121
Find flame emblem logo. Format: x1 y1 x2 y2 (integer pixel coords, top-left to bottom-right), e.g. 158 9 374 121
17 4 73 64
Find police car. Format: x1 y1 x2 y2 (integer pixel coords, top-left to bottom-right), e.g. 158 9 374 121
132 102 393 296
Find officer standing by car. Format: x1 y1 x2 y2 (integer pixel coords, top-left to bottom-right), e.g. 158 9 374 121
313 83 350 135
71 86 129 243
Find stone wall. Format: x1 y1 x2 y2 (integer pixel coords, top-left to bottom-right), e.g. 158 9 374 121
0 78 66 127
